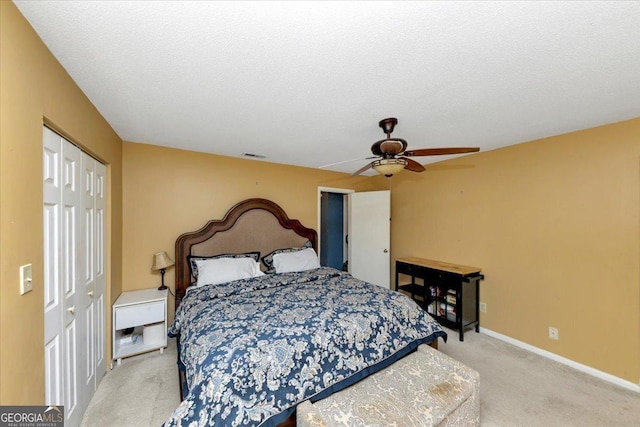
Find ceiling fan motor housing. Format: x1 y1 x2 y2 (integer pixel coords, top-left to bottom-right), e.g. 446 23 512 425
371 138 407 156
374 118 406 156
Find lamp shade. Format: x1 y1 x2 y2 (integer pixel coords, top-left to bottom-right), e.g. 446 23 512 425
372 158 407 177
152 251 174 271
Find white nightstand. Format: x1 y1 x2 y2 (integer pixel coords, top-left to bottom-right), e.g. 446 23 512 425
112 288 168 365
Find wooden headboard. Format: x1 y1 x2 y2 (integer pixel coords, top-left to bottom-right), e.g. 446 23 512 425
174 198 317 306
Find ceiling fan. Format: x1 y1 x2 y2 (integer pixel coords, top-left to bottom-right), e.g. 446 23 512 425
352 118 480 177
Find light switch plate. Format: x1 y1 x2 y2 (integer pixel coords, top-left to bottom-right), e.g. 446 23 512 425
20 264 33 295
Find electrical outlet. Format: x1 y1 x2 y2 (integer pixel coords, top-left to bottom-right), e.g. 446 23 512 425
479 302 487 313
20 264 33 295
548 326 559 340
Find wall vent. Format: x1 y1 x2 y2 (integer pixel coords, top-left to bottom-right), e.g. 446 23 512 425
243 153 266 159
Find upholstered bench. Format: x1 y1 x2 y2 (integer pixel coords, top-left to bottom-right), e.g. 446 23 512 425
297 344 480 426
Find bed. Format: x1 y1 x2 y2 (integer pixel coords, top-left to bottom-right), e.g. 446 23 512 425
164 198 447 426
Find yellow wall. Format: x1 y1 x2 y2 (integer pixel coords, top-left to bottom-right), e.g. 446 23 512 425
121 141 383 315
0 2 123 404
391 118 640 383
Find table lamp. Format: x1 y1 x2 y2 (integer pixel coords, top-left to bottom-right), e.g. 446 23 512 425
152 251 174 291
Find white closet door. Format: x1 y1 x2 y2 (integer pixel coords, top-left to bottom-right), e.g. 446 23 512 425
80 153 107 390
77 153 95 422
62 137 83 427
94 161 106 385
44 127 105 427
43 128 64 406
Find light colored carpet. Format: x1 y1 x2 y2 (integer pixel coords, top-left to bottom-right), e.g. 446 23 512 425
82 330 640 426
81 338 180 427
438 327 640 427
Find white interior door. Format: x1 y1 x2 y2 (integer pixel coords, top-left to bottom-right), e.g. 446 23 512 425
63 137 84 427
44 127 105 427
43 129 64 407
94 161 106 386
44 129 83 424
80 154 106 390
79 153 95 419
348 190 391 288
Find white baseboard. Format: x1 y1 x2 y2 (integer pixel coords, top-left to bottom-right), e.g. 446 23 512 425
479 327 640 393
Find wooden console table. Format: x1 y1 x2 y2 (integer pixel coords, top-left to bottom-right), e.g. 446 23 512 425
395 257 484 341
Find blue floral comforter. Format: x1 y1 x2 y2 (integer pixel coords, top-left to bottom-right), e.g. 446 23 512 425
164 267 446 426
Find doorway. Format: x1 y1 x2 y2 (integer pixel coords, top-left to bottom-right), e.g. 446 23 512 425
317 187 353 271
318 187 391 288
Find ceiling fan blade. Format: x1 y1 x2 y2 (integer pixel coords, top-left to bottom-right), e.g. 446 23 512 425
401 157 426 172
404 147 480 157
318 156 377 169
351 162 374 176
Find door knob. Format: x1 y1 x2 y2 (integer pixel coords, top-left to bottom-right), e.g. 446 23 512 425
383 249 389 253
68 306 75 314
88 291 94 297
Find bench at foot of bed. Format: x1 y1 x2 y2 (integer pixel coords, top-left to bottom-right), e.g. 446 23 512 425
297 344 480 427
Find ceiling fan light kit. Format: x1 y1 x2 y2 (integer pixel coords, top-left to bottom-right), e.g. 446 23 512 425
373 158 407 177
351 118 481 178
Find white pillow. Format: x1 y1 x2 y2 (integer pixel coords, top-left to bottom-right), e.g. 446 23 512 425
195 257 264 287
272 247 321 273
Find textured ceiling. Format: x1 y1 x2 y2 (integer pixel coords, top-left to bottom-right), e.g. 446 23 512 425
14 1 640 174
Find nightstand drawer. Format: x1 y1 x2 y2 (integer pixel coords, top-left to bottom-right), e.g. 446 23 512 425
115 301 164 329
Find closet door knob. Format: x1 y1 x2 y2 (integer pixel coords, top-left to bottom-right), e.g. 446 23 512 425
88 291 94 297
68 306 75 314
383 249 389 253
